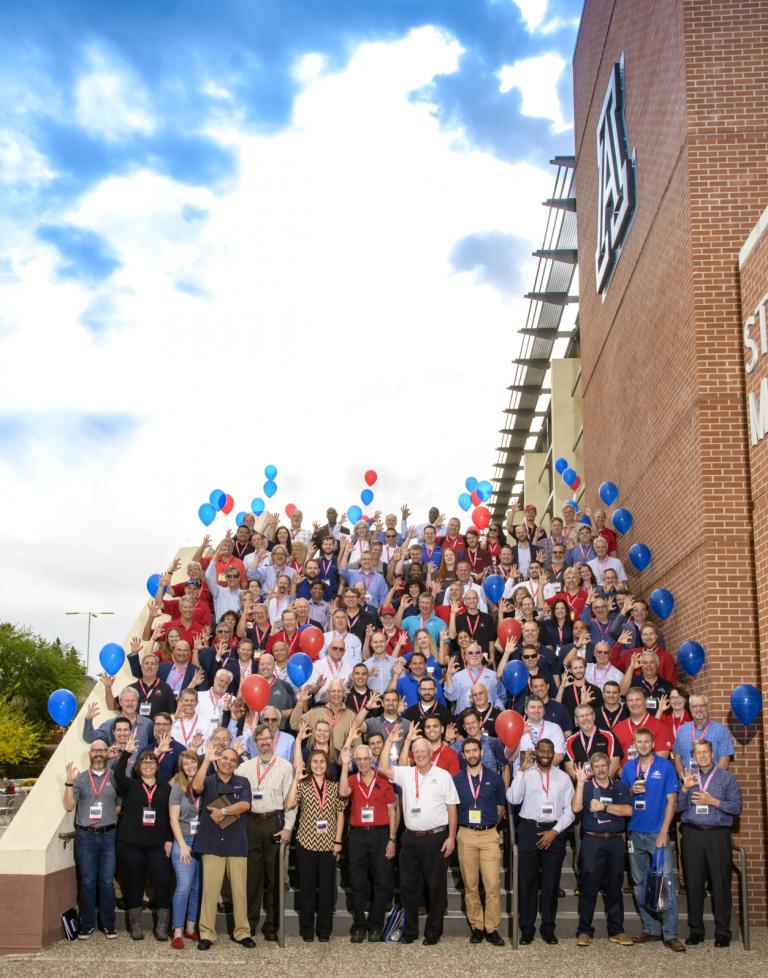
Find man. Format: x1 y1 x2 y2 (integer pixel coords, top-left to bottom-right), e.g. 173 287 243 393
579 594 614 646
402 677 453 728
564 705 622 779
566 523 596 567
613 688 672 766
311 507 347 550
147 712 186 782
420 524 443 571
158 639 202 697
295 559 328 601
450 709 509 785
358 690 411 758
536 516 567 571
572 752 634 947
200 534 246 587
288 508 312 545
608 596 664 649
444 645 502 714
585 642 623 691
611 622 676 683
323 609 363 668
339 742 398 943
405 715 460 775
236 724 295 941
345 662 376 715
399 592 447 647
468 683 501 736
192 744 254 949
673 694 735 776
251 706 295 763
390 652 447 708
677 739 743 947
442 558 488 609
379 725 458 945
620 650 673 713
592 507 618 554
339 547 388 609
595 680 628 734
205 558 244 621
247 544 296 591
84 688 152 750
124 649 179 717
508 524 535 582
310 637 354 701
527 675 572 734
158 594 207 646
404 505 447 543
514 695 566 767
255 653 296 721
621 728 683 951
453 736 506 946
508 739 574 944
307 580 330 629
63 742 118 939
462 531 492 584
449 589 496 661
437 517 465 556
587 534 627 584
290 679 358 751
196 668 234 733
556 657 603 724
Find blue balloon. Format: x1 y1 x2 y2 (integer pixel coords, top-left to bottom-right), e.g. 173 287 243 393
47 688 77 727
198 502 216 526
502 661 529 697
598 481 619 506
562 499 579 511
251 497 265 515
360 488 374 506
146 573 161 596
730 684 763 726
562 467 577 487
458 492 472 511
612 508 634 534
483 574 505 604
264 464 278 481
465 477 478 492
649 587 675 620
209 489 226 510
555 457 568 475
235 511 246 527
99 642 125 676
347 504 363 524
628 543 652 572
678 641 705 677
263 480 277 498
287 652 314 688
476 480 493 502
579 514 592 526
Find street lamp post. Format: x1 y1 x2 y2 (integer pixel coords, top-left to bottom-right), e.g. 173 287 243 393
65 611 115 675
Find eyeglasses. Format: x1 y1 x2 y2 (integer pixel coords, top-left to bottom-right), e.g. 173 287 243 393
522 654 538 661
226 573 240 579
330 645 345 651
262 717 280 723
488 528 499 534
90 748 108 753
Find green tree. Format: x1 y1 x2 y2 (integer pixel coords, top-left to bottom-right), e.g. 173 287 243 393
0 700 45 768
0 623 87 731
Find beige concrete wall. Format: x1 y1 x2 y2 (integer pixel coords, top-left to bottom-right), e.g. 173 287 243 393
550 358 583 512
522 452 550 525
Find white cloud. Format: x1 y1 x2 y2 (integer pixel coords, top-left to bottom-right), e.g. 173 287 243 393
0 26 553 653
75 47 157 141
509 0 549 31
292 52 327 84
498 52 570 132
0 133 55 186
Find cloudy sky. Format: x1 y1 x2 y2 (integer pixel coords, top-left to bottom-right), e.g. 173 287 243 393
0 0 581 668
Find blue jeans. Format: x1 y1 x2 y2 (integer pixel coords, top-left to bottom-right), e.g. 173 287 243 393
75 827 116 930
628 832 678 939
171 837 201 930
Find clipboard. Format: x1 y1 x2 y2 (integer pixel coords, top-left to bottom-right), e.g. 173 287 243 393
208 795 240 828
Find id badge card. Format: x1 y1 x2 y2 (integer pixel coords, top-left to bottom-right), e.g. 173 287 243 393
539 803 554 819
139 702 152 717
583 761 592 777
468 808 482 825
88 802 103 822
426 666 435 676
599 796 612 806
365 592 372 603
315 819 328 833
645 697 658 712
634 799 645 811
361 806 374 823
389 744 399 761
142 807 156 827
253 791 264 801
190 817 200 836
627 746 638 760
695 805 709 816
410 806 421 816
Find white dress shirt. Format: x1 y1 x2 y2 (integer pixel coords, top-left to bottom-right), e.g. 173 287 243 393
507 764 574 833
444 666 503 713
309 657 353 703
391 763 459 831
322 630 362 667
441 582 488 612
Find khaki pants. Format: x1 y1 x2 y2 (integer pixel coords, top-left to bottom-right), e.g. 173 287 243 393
199 854 249 942
457 826 501 932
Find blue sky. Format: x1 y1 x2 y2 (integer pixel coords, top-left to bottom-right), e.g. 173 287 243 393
0 0 581 664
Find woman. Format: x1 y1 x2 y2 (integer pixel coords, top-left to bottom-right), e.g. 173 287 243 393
285 750 346 942
541 598 574 650
579 563 597 589
169 750 202 948
157 627 181 663
397 581 425 617
546 566 588 618
290 541 308 574
481 522 507 564
412 627 439 667
294 719 340 780
657 686 692 740
434 548 459 586
113 737 173 941
346 520 371 567
272 525 293 556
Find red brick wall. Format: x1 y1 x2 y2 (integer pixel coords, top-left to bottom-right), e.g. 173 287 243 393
573 0 768 920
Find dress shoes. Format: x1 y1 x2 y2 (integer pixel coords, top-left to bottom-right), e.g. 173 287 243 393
469 928 484 944
485 931 505 946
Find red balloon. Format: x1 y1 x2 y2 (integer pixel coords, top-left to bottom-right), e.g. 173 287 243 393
470 490 481 506
222 493 234 515
285 503 296 518
498 618 522 646
495 709 525 750
571 476 581 490
472 506 490 530
241 675 270 713
364 469 378 486
299 625 324 660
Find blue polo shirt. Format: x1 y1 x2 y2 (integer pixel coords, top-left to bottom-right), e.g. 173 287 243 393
621 755 678 834
193 771 252 857
402 613 447 647
673 720 734 769
453 766 506 828
397 669 446 708
581 778 631 833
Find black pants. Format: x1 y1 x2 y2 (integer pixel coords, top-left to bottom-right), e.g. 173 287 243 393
246 813 281 935
682 826 733 941
578 834 625 937
117 840 172 909
517 819 566 939
348 826 394 930
295 845 336 939
399 828 448 941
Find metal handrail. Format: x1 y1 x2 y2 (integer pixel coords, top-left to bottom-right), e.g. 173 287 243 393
734 846 750 950
278 842 288 947
506 802 519 949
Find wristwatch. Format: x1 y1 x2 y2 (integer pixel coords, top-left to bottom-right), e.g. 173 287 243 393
603 802 609 812
389 836 396 843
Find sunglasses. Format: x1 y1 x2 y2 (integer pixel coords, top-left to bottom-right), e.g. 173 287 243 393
522 654 538 661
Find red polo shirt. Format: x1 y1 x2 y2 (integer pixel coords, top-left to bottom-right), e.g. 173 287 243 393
158 617 205 645
266 630 301 655
347 771 394 827
201 554 246 587
610 645 676 684
596 527 618 555
161 597 210 624
613 714 673 766
430 743 460 775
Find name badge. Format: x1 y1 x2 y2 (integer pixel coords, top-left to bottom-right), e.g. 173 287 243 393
481 729 488 737
468 808 482 825
190 817 200 835
600 796 612 805
645 697 658 712
426 666 435 676
142 807 156 826
389 745 399 761
88 802 103 822
322 578 331 586
410 806 421 816
695 805 709 816
316 819 328 833
364 592 372 603
634 799 645 811
539 803 554 819
253 791 264 801
583 761 592 777
627 746 638 760
139 702 152 717
361 806 374 823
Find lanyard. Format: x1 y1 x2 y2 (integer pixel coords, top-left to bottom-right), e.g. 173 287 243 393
692 722 711 744
630 714 650 733
209 690 222 711
311 778 327 812
578 545 591 561
538 769 550 797
139 679 158 698
601 708 619 730
180 716 198 742
321 558 334 578
579 728 596 756
414 765 432 799
467 771 482 805
356 773 377 803
350 691 368 713
671 715 686 737
256 757 276 786
87 769 109 800
188 790 201 813
467 667 483 684
252 625 269 648
326 657 342 678
697 767 717 792
432 743 447 766
326 707 344 728
528 721 544 746
465 613 480 639
594 620 609 641
418 701 436 717
142 783 157 808
642 678 659 695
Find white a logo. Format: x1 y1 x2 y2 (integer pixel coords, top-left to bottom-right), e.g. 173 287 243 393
595 58 636 295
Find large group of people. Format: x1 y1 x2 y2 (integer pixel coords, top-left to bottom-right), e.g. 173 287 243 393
64 500 743 951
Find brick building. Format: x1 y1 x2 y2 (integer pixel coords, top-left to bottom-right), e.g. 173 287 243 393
573 0 768 919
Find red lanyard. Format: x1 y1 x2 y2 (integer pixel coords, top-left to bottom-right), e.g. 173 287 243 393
139 679 158 698
465 614 480 639
88 770 109 799
256 757 276 786
697 767 717 791
414 766 431 799
321 558 334 578
311 778 327 812
350 691 368 713
180 716 198 742
528 721 544 745
252 625 269 648
467 771 482 805
692 722 711 744
326 708 343 728
356 773 377 804
601 708 619 729
418 701 436 717
142 783 157 808
432 744 446 766
630 714 650 732
538 769 550 797
578 545 591 560
580 728 596 756
467 667 483 684
188 790 201 813
467 549 480 568
671 715 685 737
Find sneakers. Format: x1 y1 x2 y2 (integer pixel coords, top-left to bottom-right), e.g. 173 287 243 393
609 933 634 946
576 933 592 946
103 927 118 940
78 928 95 940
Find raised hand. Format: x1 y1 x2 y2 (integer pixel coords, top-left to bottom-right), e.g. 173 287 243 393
340 747 353 767
130 637 142 655
125 733 138 755
86 702 100 721
99 672 115 689
191 731 205 751
65 761 79 783
574 763 589 784
401 504 411 520
520 748 534 771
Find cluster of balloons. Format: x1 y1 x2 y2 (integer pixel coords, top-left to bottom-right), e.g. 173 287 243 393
555 458 582 491
263 464 278 499
458 476 492 511
597 480 653 572
198 488 235 526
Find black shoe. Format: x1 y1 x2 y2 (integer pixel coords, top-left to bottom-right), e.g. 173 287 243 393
714 939 730 948
423 935 440 945
350 928 366 944
263 931 278 942
368 928 383 943
317 936 330 943
519 934 534 945
485 931 505 946
558 887 566 897
78 927 95 940
542 933 559 945
685 936 704 946
302 936 314 943
103 927 118 940
470 928 485 944
237 937 256 948
401 936 416 944
197 939 212 951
